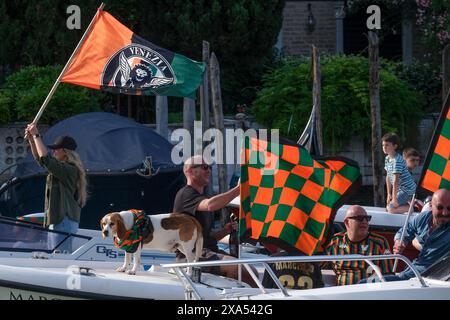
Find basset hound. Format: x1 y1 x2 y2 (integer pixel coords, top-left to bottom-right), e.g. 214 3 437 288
100 209 203 275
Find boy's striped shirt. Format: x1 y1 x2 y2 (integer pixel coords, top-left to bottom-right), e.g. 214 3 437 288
385 153 417 195
324 232 394 286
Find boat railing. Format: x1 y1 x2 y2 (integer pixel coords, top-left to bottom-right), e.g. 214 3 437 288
161 254 427 300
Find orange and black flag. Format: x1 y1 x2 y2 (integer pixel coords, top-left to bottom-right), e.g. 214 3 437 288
418 92 450 193
239 136 361 256
61 9 205 99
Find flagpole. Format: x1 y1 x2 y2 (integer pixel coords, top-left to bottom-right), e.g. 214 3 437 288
392 193 416 273
30 3 106 125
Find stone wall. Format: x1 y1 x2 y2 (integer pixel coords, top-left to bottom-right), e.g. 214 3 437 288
282 1 337 56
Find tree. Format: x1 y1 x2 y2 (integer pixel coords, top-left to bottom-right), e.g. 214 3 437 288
0 0 285 113
251 55 423 151
0 65 102 125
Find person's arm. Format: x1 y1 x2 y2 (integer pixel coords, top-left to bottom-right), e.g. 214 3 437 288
393 215 417 254
412 237 422 251
391 174 400 207
386 175 392 205
197 185 240 212
26 124 48 158
25 128 39 160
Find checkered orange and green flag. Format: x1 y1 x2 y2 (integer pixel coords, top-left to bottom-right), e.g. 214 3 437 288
418 93 450 193
239 136 361 256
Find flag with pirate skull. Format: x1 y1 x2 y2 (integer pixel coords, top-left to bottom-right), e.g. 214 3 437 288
62 10 205 99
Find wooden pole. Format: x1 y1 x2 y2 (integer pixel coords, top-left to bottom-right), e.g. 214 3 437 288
183 98 196 156
443 44 450 103
210 52 228 223
368 31 384 206
200 41 213 195
311 45 323 155
200 41 211 139
156 96 168 139
31 3 105 124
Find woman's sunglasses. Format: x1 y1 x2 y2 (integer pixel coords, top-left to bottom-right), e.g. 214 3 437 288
191 164 212 170
347 215 372 222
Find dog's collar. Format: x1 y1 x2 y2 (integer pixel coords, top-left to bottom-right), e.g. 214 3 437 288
114 210 148 253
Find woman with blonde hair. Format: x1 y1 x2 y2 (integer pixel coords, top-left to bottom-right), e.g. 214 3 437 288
25 123 87 237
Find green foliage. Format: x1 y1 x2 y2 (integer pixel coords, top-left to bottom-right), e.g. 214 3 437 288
168 112 183 124
416 1 450 55
0 0 285 114
0 65 103 125
387 59 442 113
251 55 423 151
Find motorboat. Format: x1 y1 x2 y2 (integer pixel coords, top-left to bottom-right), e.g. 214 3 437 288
0 215 175 270
0 252 448 300
162 253 450 300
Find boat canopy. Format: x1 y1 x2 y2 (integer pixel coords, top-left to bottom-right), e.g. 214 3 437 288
15 112 178 177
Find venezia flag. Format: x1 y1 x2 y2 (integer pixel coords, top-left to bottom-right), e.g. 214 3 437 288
418 94 450 193
61 10 205 99
239 137 361 256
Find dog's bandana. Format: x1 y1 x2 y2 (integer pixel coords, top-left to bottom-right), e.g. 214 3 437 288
114 209 150 253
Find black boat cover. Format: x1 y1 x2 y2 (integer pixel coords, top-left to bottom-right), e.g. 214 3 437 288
15 112 177 177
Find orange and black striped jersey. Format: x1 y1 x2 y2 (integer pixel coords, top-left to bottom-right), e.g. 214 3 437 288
324 232 394 286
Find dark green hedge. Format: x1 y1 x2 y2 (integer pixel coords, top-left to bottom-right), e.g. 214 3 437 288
251 55 423 151
0 65 103 125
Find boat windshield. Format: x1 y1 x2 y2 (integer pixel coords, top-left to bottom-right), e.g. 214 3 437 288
421 252 450 282
0 216 91 254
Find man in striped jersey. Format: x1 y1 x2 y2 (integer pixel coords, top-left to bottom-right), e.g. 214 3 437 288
324 205 394 286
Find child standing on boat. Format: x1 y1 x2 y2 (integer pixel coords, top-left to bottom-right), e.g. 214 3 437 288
382 133 416 214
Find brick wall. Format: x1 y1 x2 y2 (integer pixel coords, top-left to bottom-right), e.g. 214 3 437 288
282 1 337 56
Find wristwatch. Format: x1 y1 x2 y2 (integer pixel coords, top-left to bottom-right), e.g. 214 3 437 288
33 134 41 138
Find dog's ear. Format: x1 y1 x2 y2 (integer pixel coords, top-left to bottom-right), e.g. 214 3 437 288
112 214 126 239
100 215 106 230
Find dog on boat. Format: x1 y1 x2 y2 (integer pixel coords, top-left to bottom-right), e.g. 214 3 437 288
100 209 203 275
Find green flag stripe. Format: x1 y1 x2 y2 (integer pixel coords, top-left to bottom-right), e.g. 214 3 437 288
439 177 450 189
279 223 301 247
336 164 360 181
304 218 325 239
429 153 447 175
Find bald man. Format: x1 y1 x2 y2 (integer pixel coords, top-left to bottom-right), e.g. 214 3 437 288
324 205 393 285
393 188 450 280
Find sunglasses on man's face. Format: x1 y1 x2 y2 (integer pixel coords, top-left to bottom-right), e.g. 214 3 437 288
191 164 212 171
347 215 372 222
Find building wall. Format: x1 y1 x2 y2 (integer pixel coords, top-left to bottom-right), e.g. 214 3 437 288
282 1 337 56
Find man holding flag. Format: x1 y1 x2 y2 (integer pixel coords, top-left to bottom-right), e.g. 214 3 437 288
393 189 450 280
392 93 450 280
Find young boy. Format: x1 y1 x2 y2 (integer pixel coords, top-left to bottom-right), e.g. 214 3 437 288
403 147 420 173
382 133 416 214
396 147 421 213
